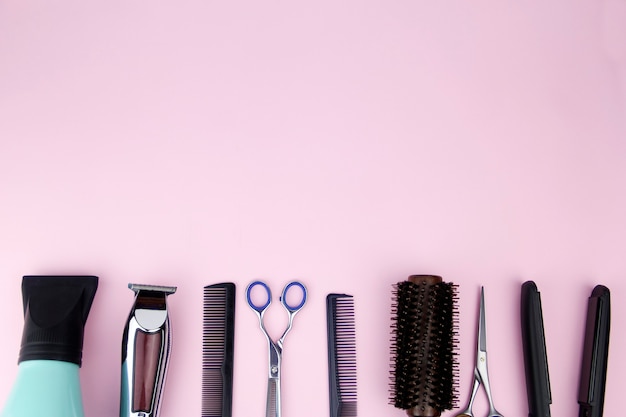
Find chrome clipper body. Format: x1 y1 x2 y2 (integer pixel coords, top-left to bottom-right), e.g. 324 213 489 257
120 284 177 417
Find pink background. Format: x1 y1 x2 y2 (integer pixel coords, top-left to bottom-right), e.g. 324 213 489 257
1 1 625 416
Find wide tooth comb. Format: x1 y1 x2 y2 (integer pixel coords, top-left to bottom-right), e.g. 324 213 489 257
202 283 236 417
327 293 358 417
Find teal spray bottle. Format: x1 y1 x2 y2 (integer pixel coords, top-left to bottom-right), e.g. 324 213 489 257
1 275 98 417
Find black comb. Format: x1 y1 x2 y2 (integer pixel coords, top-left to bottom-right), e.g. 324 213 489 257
390 275 459 417
202 283 236 417
327 293 358 417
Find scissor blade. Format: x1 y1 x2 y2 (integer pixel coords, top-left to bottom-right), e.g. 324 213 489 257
266 377 280 417
478 286 487 352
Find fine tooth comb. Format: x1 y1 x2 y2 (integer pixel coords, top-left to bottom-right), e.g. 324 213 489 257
327 293 358 417
202 283 236 417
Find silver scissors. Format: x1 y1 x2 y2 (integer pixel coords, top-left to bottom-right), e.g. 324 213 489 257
456 287 504 417
246 280 308 417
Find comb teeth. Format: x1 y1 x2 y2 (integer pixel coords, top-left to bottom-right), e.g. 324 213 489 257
327 293 358 417
389 280 459 413
203 283 236 417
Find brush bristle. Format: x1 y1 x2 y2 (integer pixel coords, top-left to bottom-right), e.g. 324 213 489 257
389 280 459 414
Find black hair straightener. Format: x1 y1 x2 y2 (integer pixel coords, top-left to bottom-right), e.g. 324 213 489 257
521 281 551 417
520 282 611 417
577 285 611 417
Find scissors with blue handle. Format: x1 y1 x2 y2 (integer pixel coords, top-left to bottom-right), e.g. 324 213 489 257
456 287 504 417
246 280 308 417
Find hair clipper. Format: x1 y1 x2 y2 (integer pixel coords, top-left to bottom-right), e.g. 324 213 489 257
120 283 177 417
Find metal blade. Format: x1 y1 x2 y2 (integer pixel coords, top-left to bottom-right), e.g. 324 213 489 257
478 286 487 352
266 377 280 417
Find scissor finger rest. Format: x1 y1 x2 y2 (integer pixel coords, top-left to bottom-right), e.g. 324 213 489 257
280 281 307 312
246 281 272 312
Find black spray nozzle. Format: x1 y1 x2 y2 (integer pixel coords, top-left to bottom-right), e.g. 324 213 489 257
19 275 98 366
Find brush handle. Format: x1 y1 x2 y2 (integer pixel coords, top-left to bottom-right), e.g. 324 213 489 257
408 274 442 286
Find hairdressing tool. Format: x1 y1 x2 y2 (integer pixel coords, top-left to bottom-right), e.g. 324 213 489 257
327 293 357 417
1 275 98 417
455 287 503 417
390 274 459 417
120 283 177 417
246 280 307 417
577 285 610 417
202 283 236 417
520 281 551 417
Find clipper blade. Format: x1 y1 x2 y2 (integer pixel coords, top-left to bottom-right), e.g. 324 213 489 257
129 283 177 295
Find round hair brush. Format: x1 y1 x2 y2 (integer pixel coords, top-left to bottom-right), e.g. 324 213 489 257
390 275 459 417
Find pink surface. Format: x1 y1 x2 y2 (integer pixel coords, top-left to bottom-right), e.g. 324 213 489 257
1 1 625 416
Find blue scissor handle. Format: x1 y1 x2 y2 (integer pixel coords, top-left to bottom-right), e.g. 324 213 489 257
280 281 307 312
246 281 272 312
